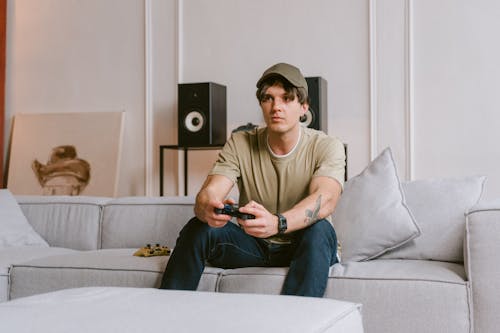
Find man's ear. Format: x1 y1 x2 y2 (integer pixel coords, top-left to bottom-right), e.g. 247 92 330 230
301 103 309 116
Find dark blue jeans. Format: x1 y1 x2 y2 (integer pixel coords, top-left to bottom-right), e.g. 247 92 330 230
159 217 338 297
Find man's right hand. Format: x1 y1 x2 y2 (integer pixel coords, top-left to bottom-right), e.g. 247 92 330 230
209 199 238 228
194 174 235 228
196 199 239 228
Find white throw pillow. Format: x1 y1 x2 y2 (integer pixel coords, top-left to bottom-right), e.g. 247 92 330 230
332 148 420 262
380 176 485 262
0 189 49 248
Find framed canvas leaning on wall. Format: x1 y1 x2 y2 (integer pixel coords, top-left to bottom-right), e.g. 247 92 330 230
7 111 124 197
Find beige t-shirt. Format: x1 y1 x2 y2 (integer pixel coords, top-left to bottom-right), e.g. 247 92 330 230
209 127 345 216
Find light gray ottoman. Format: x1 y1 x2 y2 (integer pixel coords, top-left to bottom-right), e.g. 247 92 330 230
0 287 364 332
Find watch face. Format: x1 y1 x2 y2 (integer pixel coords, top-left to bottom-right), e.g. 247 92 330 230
277 214 287 234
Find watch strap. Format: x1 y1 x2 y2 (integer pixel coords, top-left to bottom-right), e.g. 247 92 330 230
275 213 287 235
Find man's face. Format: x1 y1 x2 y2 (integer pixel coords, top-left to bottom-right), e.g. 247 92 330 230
260 83 308 134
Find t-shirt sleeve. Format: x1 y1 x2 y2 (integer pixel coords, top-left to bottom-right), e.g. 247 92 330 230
313 136 346 188
208 134 241 183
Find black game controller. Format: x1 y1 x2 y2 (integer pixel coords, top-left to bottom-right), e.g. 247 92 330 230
214 204 255 220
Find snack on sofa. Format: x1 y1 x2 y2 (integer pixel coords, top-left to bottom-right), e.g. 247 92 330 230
1 148 497 333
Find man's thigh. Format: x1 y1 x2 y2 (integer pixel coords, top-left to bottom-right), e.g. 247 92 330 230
207 222 269 269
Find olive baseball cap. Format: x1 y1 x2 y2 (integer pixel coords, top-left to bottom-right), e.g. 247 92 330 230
256 63 308 93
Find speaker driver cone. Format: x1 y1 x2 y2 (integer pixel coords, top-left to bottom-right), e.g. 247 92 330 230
184 110 205 132
300 109 314 128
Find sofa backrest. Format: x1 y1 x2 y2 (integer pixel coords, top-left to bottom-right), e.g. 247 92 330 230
100 196 195 249
16 195 110 250
16 195 196 251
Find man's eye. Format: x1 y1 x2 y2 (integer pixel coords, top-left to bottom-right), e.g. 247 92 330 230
261 95 272 102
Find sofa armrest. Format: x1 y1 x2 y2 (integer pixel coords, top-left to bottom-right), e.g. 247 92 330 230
465 200 500 333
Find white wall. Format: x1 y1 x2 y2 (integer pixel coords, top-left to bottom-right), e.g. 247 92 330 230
412 0 500 199
4 0 500 200
180 0 370 195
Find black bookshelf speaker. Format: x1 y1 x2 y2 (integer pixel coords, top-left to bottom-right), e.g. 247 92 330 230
178 82 227 147
302 77 328 132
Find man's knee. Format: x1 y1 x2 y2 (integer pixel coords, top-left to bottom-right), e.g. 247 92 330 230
305 219 336 237
177 217 211 245
177 218 236 246
301 220 337 248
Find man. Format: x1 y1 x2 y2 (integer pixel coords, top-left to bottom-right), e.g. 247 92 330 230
160 63 345 297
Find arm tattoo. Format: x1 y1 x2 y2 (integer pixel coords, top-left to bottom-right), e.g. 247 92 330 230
304 195 322 226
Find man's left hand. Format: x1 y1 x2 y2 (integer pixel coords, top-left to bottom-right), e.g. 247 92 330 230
237 201 279 238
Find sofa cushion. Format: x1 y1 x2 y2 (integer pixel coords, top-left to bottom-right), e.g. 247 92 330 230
16 195 110 250
327 260 470 333
0 246 77 302
0 190 49 248
332 148 420 262
380 176 485 262
217 259 466 294
101 196 196 249
9 249 221 299
217 260 470 333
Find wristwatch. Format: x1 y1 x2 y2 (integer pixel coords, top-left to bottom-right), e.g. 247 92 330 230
275 213 287 235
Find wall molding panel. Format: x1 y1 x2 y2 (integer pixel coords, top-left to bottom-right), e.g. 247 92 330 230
176 0 184 196
370 0 414 180
403 0 415 180
369 0 378 162
145 0 154 196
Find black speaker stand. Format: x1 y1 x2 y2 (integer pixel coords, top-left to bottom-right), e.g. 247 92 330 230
159 145 224 196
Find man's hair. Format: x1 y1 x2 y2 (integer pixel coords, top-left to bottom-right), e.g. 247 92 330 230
256 75 309 105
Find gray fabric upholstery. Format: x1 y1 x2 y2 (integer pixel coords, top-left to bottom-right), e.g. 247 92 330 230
16 195 109 250
0 247 76 302
327 260 471 333
327 275 470 333
380 176 485 262
0 190 48 247
5 193 497 333
101 196 195 249
465 201 500 333
332 148 420 262
0 287 364 333
0 276 7 303
9 249 221 299
217 260 471 333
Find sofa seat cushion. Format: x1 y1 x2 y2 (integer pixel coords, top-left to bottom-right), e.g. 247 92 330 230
0 247 77 302
327 261 471 333
0 246 77 276
9 249 222 299
0 287 364 333
331 259 467 282
217 259 467 294
217 260 470 333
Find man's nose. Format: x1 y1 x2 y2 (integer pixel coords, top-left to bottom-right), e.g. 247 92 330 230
272 98 284 111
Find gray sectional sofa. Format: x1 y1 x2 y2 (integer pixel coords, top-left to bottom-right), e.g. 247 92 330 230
1 188 499 333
